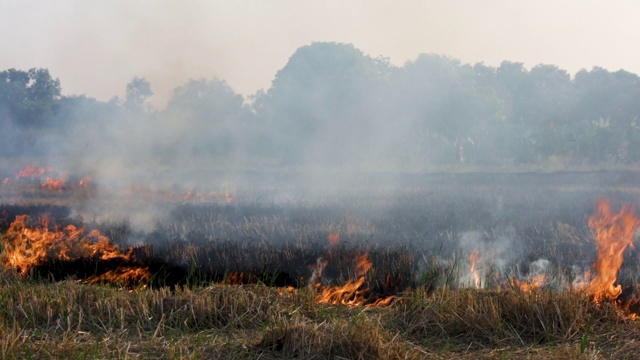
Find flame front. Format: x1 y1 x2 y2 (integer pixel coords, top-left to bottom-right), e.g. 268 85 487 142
585 199 640 302
0 215 149 286
83 267 151 288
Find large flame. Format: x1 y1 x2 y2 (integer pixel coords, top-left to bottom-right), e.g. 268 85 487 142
0 215 148 285
585 199 640 302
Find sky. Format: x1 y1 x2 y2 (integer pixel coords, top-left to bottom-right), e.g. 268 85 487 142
1 1 639 107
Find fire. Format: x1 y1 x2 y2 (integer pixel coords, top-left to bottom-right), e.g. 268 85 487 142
224 271 258 285
12 165 72 192
314 252 394 307
15 165 52 179
41 177 66 191
585 199 640 302
0 215 144 280
511 274 547 293
327 233 340 248
316 252 371 306
469 248 481 288
225 192 235 203
327 232 340 257
278 286 296 298
311 233 394 307
83 267 151 288
183 188 195 201
2 178 9 185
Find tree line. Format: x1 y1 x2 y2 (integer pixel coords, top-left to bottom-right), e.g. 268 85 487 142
2 42 640 170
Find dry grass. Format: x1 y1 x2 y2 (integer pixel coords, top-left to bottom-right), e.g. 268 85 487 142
0 277 638 359
392 288 620 346
3 179 640 358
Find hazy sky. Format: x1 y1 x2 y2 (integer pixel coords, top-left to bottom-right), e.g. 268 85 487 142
2 1 639 106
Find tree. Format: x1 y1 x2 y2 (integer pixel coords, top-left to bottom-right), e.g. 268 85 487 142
255 42 388 165
496 62 577 164
0 68 61 127
124 77 153 112
398 55 503 164
163 78 252 156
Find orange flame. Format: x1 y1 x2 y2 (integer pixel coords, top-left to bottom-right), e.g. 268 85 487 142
327 232 340 257
83 267 151 288
223 272 258 285
328 233 340 248
15 165 52 179
183 188 195 201
315 252 393 307
0 215 138 277
14 165 70 192
469 248 481 288
41 177 66 191
585 199 640 302
511 274 547 293
225 192 235 203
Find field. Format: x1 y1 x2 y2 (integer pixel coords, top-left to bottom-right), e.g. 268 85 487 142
2 170 640 359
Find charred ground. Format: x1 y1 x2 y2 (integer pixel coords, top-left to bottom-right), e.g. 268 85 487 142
2 171 640 294
2 171 640 358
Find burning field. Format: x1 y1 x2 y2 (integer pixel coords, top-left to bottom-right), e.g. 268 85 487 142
3 169 640 358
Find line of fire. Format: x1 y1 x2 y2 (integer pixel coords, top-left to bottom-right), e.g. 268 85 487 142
3 165 640 315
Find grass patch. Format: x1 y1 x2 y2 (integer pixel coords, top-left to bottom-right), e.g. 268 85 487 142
0 279 638 359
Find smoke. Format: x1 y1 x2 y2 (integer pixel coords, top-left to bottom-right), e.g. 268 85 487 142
456 229 521 288
2 40 637 234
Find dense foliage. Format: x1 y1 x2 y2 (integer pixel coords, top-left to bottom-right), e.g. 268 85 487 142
2 42 640 168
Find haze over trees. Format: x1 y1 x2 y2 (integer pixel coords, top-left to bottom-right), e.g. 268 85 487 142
2 41 640 171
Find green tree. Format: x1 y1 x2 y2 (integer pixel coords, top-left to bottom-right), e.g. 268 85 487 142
0 68 61 127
